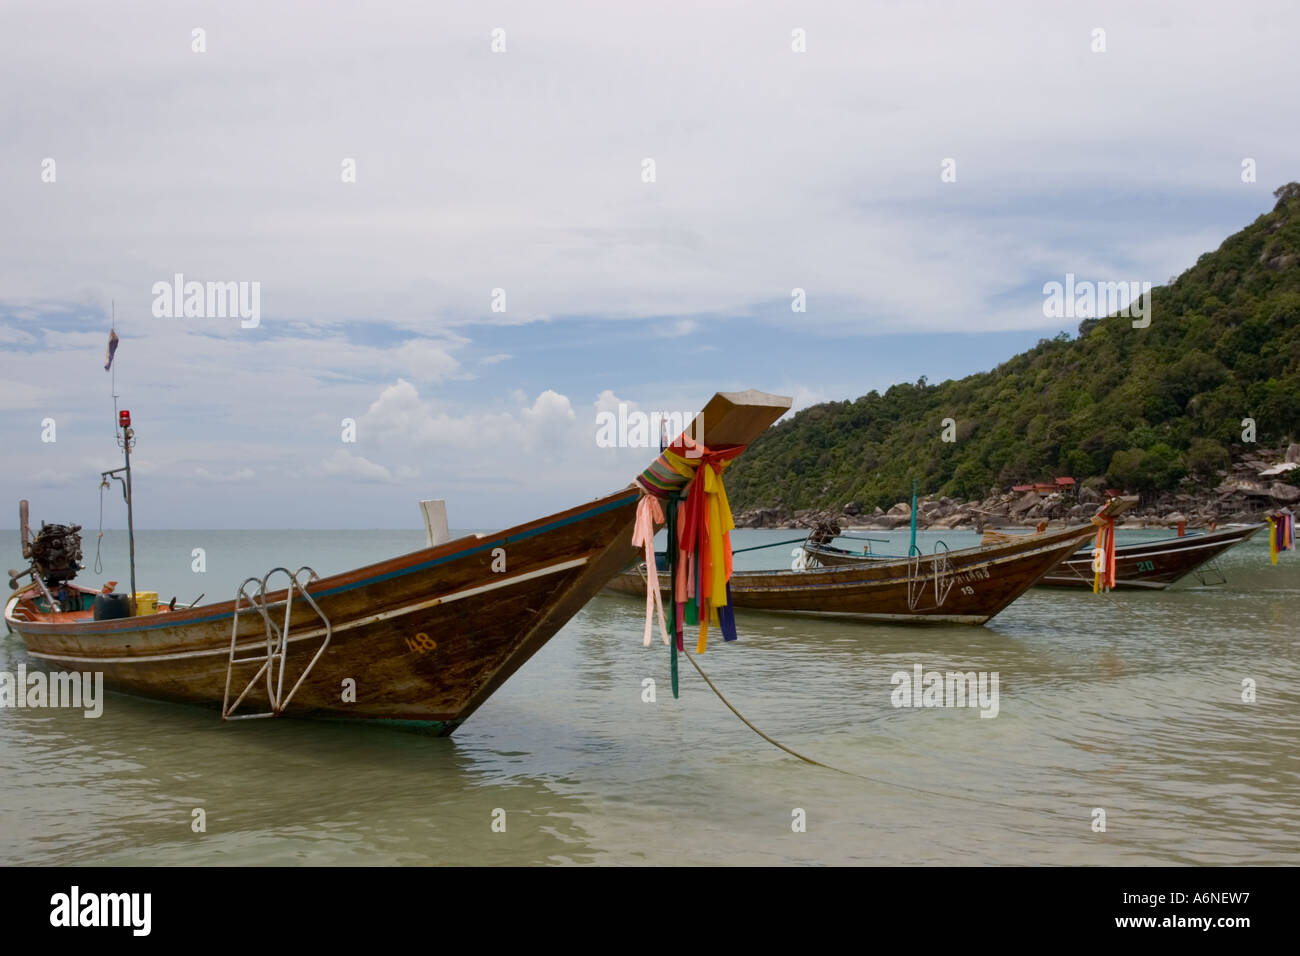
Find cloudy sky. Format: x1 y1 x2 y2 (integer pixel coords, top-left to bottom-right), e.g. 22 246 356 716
1 0 1296 530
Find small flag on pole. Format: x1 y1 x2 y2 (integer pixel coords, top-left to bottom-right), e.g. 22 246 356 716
104 328 119 371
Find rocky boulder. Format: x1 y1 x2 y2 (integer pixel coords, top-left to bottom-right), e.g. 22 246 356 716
1270 482 1300 504
876 513 912 529
1009 491 1041 516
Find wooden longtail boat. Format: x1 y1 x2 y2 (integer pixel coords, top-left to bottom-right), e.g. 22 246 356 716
606 522 1098 625
805 522 1264 590
1036 524 1264 589
5 390 791 734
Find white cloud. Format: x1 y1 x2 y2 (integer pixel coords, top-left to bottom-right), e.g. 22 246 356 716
43 330 107 351
398 337 465 383
594 389 629 418
0 381 52 411
360 380 576 453
0 323 39 346
31 468 79 487
194 466 256 483
0 1 1293 530
520 388 576 431
787 385 828 414
1 2 1291 332
656 318 698 338
319 449 414 484
344 380 659 511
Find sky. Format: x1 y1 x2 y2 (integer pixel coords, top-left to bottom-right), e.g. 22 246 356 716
1 0 1296 531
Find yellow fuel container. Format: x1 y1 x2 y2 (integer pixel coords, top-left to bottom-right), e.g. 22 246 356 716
134 591 158 615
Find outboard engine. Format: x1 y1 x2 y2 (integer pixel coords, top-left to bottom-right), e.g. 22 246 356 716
30 522 84 586
9 501 84 612
806 519 843 549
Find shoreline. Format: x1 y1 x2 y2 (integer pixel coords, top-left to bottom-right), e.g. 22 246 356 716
734 446 1299 532
734 493 1294 532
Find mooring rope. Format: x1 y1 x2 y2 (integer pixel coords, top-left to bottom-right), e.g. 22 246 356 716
682 646 848 774
729 536 810 555
681 646 1091 820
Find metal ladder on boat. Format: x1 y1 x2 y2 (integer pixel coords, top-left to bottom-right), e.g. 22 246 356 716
222 566 332 720
1192 557 1228 587
907 541 954 610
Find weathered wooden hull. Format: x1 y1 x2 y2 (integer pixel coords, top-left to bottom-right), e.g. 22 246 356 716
806 523 1265 591
5 389 794 733
8 491 641 734
609 525 1096 624
1037 524 1264 589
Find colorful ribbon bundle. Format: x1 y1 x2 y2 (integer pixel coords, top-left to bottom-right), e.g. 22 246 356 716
1266 510 1294 565
633 434 745 697
1091 512 1117 592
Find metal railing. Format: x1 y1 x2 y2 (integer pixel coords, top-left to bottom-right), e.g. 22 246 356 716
222 566 332 720
907 541 953 610
1192 557 1228 587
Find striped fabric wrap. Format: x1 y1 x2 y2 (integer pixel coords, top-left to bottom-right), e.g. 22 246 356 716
634 436 747 658
635 441 702 498
635 457 687 498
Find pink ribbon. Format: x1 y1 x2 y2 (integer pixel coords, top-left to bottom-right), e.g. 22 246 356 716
632 496 670 647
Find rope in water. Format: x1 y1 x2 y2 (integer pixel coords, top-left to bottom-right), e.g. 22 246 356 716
638 453 1091 817
682 647 1095 819
681 646 848 774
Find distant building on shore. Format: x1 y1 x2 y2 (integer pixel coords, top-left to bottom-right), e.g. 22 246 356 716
1011 477 1077 497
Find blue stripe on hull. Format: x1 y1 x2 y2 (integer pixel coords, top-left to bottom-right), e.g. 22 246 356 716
34 492 634 636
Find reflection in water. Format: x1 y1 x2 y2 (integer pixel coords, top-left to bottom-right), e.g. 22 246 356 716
2 528 1297 864
0 673 599 865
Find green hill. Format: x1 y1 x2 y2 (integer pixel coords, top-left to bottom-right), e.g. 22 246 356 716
727 184 1300 511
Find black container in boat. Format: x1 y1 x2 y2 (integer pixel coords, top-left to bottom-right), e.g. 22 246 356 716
92 593 131 621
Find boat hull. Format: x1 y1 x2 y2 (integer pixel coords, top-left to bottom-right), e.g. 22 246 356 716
806 524 1265 591
1036 524 1264 589
609 525 1096 624
7 491 641 734
5 388 793 733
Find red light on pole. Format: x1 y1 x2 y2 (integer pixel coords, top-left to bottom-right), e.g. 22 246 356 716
119 410 131 428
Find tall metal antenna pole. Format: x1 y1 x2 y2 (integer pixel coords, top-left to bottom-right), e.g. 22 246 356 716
123 421 137 613
109 302 137 613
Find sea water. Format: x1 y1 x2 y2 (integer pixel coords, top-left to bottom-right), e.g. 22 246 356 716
1 528 1296 865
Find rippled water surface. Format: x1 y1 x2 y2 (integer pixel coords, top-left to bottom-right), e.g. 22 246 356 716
3 528 1297 865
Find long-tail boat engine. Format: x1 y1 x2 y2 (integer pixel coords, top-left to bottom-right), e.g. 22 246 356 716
9 499 85 611
30 522 84 587
806 519 842 550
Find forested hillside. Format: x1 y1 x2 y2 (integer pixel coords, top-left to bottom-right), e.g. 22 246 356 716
727 184 1300 511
